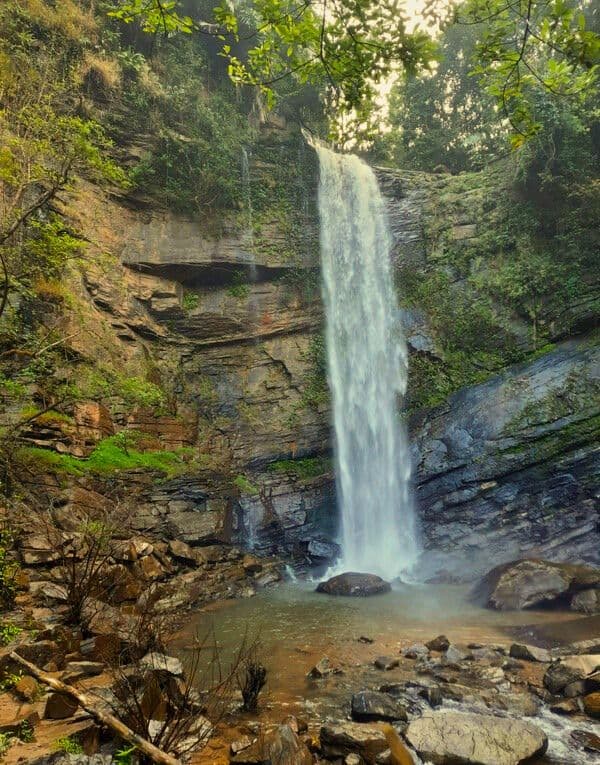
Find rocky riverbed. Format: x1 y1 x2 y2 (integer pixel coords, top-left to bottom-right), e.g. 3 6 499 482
1 528 599 765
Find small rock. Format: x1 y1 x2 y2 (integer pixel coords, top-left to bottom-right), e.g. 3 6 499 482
231 723 311 764
140 652 183 677
444 645 470 664
14 675 39 702
168 539 197 564
351 691 407 723
571 728 600 753
345 754 362 765
404 643 428 659
130 537 154 559
316 572 391 597
45 692 78 719
583 691 600 719
63 661 104 677
242 554 263 574
426 635 450 652
550 698 581 715
358 636 374 644
231 736 255 755
509 643 551 663
374 656 399 671
307 656 336 678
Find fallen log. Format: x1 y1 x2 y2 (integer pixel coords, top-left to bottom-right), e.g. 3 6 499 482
9 651 180 765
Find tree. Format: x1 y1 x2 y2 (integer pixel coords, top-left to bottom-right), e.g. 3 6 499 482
109 0 436 140
0 1 127 322
374 21 507 171
454 0 599 143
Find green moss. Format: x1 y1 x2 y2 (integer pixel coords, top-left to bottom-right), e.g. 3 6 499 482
18 436 191 478
501 413 600 463
233 474 259 496
267 456 332 479
301 333 329 409
18 407 73 426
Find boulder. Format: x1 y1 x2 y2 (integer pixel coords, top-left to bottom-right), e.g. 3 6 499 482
571 588 600 614
29 581 69 602
14 640 63 669
316 572 391 597
136 554 165 581
472 559 600 610
426 635 450 652
571 729 600 754
320 721 388 764
542 655 600 695
168 539 197 565
231 723 312 764
45 692 79 719
351 691 408 723
406 711 547 765
509 644 552 663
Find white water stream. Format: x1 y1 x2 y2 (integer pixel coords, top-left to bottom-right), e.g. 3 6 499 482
314 143 419 579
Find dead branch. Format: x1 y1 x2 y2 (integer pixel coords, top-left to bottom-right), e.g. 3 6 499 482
8 651 181 765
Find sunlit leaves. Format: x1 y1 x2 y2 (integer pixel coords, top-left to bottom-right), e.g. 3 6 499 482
108 0 194 34
459 0 599 139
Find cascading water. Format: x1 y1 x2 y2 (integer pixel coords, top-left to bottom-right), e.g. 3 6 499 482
314 143 419 579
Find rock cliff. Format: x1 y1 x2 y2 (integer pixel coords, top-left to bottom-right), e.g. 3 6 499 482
11 133 599 581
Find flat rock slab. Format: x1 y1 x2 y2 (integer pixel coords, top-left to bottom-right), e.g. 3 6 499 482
406 710 547 765
509 643 552 663
316 572 391 596
320 721 388 764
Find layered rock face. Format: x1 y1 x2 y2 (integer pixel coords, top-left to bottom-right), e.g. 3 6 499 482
411 341 598 580
31 136 597 580
378 169 599 581
56 127 335 563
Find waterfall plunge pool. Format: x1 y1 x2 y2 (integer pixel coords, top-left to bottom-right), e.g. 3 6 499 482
172 581 598 764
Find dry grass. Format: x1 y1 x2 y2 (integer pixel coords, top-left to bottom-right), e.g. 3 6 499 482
81 53 122 97
22 0 97 41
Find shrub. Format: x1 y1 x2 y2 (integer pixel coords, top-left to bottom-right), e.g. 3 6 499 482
53 736 83 754
0 622 22 646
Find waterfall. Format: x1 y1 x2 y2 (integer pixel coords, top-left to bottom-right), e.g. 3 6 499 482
314 143 419 579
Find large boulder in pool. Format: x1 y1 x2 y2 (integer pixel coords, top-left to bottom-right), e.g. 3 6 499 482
471 559 600 611
406 710 548 765
316 572 391 597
